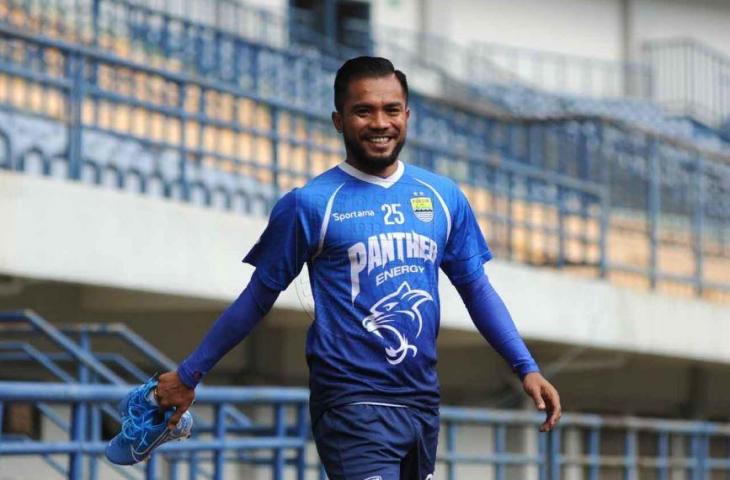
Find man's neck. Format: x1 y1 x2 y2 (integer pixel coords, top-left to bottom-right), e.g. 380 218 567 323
345 157 399 178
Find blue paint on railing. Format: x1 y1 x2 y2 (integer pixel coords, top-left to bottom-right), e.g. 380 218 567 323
2 381 727 479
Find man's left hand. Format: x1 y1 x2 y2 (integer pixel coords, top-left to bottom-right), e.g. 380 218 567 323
522 372 561 432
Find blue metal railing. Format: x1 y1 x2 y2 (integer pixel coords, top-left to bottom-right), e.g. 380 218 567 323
0 312 730 480
2 382 730 479
0 310 283 478
439 407 730 480
0 24 606 243
0 310 125 384
0 311 160 478
0 0 463 87
0 382 312 480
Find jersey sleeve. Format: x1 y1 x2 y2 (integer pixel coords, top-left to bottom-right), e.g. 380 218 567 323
243 189 319 291
440 188 493 286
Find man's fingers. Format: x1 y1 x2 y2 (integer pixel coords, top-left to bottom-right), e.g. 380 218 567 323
547 397 562 427
540 412 558 432
542 390 562 432
521 375 562 432
167 406 187 429
530 388 546 411
154 371 196 429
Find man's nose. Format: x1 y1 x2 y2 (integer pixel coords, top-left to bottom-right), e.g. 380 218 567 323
370 111 389 129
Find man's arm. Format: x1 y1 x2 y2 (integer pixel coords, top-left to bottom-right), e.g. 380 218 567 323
157 270 280 428
455 272 562 432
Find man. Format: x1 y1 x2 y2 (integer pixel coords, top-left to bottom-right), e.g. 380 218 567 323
156 56 561 478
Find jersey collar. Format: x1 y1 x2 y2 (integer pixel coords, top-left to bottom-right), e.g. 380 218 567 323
337 160 404 189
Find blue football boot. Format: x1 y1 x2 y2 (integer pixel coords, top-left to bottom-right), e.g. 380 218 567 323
105 378 193 465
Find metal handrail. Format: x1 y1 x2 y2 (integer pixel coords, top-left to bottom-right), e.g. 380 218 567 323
0 311 124 384
2 382 729 480
0 382 311 480
60 323 178 372
0 312 257 432
644 38 730 126
0 339 143 478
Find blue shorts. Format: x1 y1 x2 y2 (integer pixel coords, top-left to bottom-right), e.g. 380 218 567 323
313 403 439 480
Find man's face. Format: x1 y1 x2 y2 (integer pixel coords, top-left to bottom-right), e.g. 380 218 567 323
332 74 410 172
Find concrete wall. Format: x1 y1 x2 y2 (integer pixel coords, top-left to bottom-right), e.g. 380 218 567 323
371 0 420 31
444 0 623 60
370 0 730 60
632 0 730 56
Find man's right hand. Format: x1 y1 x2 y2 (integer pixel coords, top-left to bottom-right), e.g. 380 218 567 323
156 371 196 429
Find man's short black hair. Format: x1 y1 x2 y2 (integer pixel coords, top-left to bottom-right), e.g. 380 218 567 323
334 56 408 112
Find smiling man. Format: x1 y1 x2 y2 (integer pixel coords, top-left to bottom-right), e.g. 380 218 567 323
145 57 562 479
333 66 408 175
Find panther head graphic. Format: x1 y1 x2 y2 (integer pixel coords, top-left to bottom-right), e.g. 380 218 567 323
362 281 433 365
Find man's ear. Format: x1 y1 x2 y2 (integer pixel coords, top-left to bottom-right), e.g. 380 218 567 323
332 111 343 133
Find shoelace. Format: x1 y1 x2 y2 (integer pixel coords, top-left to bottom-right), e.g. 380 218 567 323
120 382 164 448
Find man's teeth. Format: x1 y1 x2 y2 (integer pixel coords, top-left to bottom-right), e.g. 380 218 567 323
368 137 390 144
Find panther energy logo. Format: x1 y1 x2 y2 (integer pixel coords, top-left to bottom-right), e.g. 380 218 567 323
361 282 433 365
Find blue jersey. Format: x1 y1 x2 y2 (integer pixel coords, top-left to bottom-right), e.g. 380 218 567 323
244 161 492 418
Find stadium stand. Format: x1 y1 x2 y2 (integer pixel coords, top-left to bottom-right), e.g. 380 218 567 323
4 0 730 146
0 0 729 477
0 14 727 298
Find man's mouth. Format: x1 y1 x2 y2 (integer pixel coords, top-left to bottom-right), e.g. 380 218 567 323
365 135 394 147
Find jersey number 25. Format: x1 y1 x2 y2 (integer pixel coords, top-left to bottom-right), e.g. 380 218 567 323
382 203 405 225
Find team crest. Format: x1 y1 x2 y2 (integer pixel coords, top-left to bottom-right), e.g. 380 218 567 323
410 196 434 222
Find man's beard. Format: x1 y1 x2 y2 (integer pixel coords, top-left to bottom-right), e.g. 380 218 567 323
343 132 406 174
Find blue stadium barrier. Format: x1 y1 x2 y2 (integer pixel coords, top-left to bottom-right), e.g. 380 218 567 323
0 382 313 480
0 311 158 477
0 310 287 478
2 382 730 479
0 309 262 409
0 310 125 384
0 310 313 477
